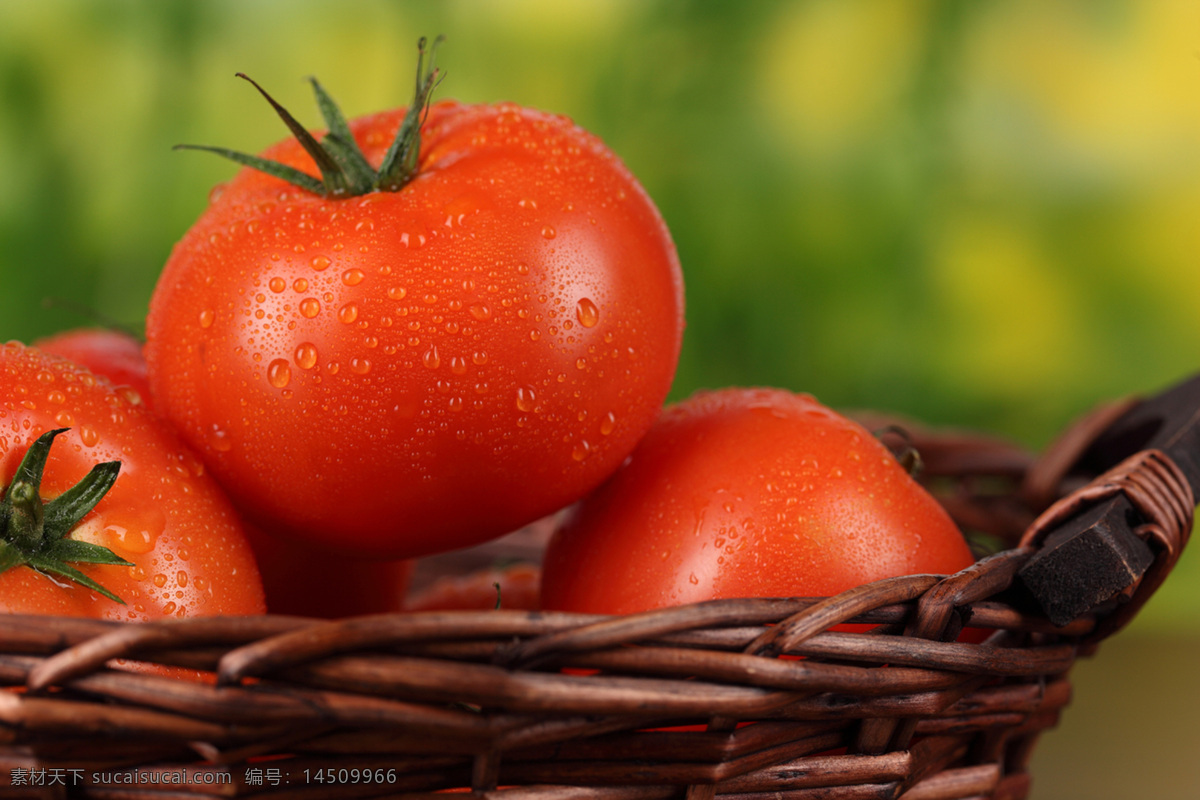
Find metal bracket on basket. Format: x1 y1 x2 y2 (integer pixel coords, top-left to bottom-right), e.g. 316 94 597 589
1016 373 1200 627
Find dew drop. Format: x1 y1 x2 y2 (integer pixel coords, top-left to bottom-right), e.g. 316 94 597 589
293 278 309 292
338 303 359 324
600 411 617 436
79 426 100 447
575 297 600 328
311 255 331 271
209 427 233 452
448 396 464 412
54 410 74 427
388 285 407 300
516 386 536 412
295 343 319 370
199 309 215 329
469 304 491 321
300 298 321 318
571 440 592 462
176 570 188 588
268 277 286 293
152 573 167 588
350 357 371 375
106 524 158 555
541 226 557 240
342 268 364 286
423 346 441 369
450 355 468 375
267 359 291 389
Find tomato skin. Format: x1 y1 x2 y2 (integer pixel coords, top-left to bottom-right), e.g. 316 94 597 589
34 328 152 410
244 523 413 618
405 562 541 611
146 101 684 559
540 388 976 615
0 342 265 621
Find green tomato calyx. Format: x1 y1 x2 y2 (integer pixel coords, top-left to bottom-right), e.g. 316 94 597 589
175 35 446 198
0 428 132 604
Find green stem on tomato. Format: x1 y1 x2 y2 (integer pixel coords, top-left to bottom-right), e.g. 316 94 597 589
0 428 132 604
174 36 445 199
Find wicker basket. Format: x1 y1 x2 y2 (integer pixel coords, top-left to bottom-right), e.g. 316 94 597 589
0 403 1193 800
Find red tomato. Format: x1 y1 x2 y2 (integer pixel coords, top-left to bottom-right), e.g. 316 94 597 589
405 562 541 611
245 524 413 618
145 70 684 559
0 341 265 621
34 328 152 410
540 388 976 614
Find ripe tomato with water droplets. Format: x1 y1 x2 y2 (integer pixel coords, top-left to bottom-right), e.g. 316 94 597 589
34 328 153 411
0 341 265 620
146 75 684 558
541 388 976 614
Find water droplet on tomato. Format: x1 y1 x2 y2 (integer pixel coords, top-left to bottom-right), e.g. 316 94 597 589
600 411 617 436
295 343 319 370
516 386 536 412
199 309 215 329
342 268 364 286
350 357 371 375
209 427 233 452
388 285 407 300
339 303 359 324
571 440 592 462
575 298 600 328
268 277 286 293
541 226 556 240
311 255 332 271
448 396 464 412
293 278 309 293
575 358 587 370
450 356 467 375
79 426 100 447
299 298 321 318
54 410 74 427
529 329 542 341
469 304 491 321
152 573 168 588
423 346 441 369
267 359 291 389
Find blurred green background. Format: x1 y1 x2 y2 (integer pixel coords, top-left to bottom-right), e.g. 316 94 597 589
1 2 1198 796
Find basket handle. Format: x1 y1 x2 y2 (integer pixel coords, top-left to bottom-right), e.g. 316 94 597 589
1016 373 1200 628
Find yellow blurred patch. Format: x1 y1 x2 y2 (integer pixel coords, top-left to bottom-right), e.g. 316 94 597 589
930 215 1083 397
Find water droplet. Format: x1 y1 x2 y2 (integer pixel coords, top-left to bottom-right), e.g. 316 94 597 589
152 573 168 588
600 411 617 436
472 351 488 365
209 427 233 452
423 346 441 369
450 355 468 375
342 268 364 286
268 277 286 293
388 285 407 300
54 410 74 427
267 359 291 389
529 330 541 341
448 396 464 412
575 297 600 328
311 255 331 271
79 426 100 447
541 226 557 240
469 305 491 321
516 263 530 275
46 390 65 405
300 298 321 318
571 440 592 461
350 357 371 375
105 524 158 555
516 386 536 412
338 303 359 324
689 572 700 585
295 343 319 370
199 309 215 329
576 358 587 370
176 570 188 588
293 278 309 292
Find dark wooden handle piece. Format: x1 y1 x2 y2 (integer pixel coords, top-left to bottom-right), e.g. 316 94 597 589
1017 374 1200 627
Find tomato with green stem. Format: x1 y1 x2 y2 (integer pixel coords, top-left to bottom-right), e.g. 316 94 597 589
541 388 977 614
145 39 684 559
0 342 265 621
